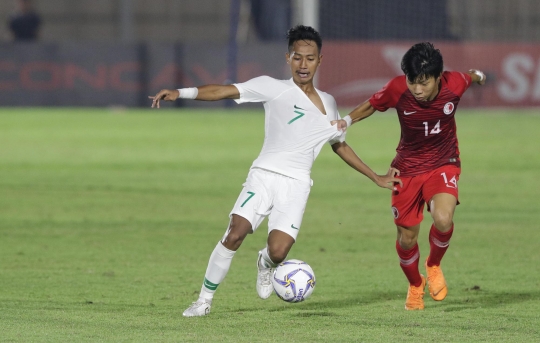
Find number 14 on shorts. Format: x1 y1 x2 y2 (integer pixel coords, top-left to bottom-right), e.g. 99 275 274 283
441 172 457 188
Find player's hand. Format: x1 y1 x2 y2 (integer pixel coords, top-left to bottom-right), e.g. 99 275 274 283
478 71 486 85
331 119 348 132
375 167 402 190
148 89 180 108
469 69 486 86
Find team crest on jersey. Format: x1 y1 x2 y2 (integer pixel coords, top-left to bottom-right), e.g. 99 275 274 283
443 102 455 115
391 206 399 219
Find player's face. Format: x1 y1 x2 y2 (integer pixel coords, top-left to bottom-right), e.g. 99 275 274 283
406 75 441 102
286 40 322 86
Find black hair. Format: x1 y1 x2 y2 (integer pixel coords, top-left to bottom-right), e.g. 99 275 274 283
286 25 322 54
401 42 443 83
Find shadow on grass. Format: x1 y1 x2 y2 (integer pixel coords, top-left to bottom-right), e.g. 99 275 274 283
233 290 400 315
437 289 540 312
5 289 539 319
233 289 540 315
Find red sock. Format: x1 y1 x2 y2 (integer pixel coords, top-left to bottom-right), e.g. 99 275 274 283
396 241 422 287
426 224 454 267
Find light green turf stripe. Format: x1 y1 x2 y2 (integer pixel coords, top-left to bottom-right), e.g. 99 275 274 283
203 278 219 291
288 111 305 124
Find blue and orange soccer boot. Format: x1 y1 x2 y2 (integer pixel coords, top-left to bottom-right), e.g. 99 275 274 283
405 275 426 310
425 259 448 301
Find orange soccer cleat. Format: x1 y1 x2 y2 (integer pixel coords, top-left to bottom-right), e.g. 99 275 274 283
405 275 426 310
425 259 448 301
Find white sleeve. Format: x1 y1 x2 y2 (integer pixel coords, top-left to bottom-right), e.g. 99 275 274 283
326 96 347 145
233 76 281 104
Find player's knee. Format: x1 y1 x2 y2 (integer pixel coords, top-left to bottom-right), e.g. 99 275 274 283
267 245 289 264
397 229 418 249
432 212 453 231
222 224 250 250
222 231 245 250
398 235 417 249
225 229 246 243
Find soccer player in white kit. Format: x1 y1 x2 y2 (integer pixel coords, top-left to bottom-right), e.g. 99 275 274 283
150 25 401 317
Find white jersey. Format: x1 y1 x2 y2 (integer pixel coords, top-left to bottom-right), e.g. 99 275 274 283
234 76 346 183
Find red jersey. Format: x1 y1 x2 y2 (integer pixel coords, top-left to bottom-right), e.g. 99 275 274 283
369 71 472 177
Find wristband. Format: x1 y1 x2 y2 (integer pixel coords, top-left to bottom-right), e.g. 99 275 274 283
343 115 352 127
177 87 198 99
472 70 485 82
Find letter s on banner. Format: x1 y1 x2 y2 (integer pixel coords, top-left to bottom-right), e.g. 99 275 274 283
497 53 533 102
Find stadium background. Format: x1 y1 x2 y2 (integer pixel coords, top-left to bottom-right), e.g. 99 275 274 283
2 1 540 341
2 0 540 107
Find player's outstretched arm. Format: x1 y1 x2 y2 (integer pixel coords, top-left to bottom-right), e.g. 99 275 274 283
149 85 240 108
331 141 402 190
468 69 487 85
334 100 377 131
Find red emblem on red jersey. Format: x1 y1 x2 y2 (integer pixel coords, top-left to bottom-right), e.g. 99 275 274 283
443 102 455 115
391 206 399 219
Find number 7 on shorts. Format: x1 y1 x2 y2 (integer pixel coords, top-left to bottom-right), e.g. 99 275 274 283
241 191 256 207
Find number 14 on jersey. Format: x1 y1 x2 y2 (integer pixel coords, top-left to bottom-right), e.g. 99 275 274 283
423 120 441 136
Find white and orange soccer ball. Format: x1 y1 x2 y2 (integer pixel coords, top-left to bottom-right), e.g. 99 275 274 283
272 259 316 302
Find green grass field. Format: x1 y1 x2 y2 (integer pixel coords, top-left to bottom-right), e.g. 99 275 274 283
0 107 539 342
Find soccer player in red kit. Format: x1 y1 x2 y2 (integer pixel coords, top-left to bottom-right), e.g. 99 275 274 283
339 42 486 310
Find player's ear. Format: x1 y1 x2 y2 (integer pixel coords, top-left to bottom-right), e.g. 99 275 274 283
286 52 290 64
318 54 323 65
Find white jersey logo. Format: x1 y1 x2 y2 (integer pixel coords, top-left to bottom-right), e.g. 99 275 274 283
404 111 416 115
443 102 455 115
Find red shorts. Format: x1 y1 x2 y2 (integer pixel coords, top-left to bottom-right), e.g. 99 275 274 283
391 165 460 228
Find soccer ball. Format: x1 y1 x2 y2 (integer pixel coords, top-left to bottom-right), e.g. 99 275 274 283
272 259 316 302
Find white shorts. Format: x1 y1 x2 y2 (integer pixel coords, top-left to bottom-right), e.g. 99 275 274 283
229 168 311 241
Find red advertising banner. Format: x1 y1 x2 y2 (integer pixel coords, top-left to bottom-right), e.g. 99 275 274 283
0 43 287 107
2 42 540 107
318 42 540 107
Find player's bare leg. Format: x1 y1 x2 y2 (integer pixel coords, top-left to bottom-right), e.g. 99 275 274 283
183 214 252 317
256 229 295 299
267 229 295 263
425 193 457 301
396 224 426 310
222 214 253 250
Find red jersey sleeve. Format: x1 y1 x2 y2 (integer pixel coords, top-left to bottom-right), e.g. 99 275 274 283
369 76 407 112
445 71 472 97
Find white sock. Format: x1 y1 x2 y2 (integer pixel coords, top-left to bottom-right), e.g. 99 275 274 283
199 241 235 300
258 247 278 269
